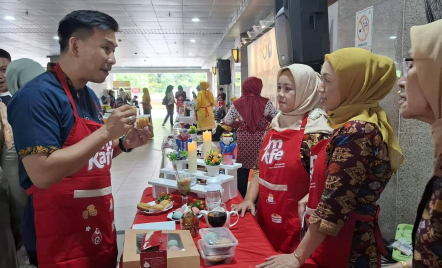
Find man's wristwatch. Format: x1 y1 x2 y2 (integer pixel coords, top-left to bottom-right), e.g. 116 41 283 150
119 135 133 153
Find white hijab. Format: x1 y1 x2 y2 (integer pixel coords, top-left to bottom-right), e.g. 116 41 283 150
271 64 332 134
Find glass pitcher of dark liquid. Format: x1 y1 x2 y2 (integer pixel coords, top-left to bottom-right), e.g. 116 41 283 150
201 203 239 228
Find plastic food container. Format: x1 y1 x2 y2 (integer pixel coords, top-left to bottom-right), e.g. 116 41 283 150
198 240 234 266
199 227 238 255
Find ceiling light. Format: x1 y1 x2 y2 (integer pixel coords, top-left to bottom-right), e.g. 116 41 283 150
192 18 200 22
189 53 193 55
4 16 15 21
232 48 240 63
190 39 196 43
53 36 59 40
241 37 247 44
247 31 252 38
389 36 397 40
252 25 260 33
260 20 266 28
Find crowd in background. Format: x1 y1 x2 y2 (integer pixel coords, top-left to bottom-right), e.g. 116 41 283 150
0 8 441 268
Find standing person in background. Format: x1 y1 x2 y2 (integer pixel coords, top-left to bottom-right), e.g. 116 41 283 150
132 95 139 108
0 48 19 268
46 62 56 72
142 88 152 115
222 77 278 198
162 85 175 127
101 89 110 105
217 87 226 108
175 85 187 114
0 49 12 105
109 90 115 108
4 58 45 268
195 81 216 132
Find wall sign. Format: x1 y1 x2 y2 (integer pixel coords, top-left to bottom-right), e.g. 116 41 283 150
355 6 373 51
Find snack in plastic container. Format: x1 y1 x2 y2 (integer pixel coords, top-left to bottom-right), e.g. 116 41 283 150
199 227 238 255
198 240 234 266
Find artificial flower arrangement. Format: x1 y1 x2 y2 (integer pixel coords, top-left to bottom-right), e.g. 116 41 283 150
188 125 197 135
166 150 188 161
204 150 223 166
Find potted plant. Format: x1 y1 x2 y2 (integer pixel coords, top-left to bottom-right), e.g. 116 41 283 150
166 150 188 171
188 125 197 141
204 150 223 177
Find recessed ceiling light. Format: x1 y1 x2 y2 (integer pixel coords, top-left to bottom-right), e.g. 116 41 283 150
189 53 193 55
53 36 59 40
4 16 15 21
192 18 200 22
389 36 397 40
190 39 196 43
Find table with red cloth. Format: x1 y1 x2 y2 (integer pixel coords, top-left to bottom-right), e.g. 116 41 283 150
121 187 317 268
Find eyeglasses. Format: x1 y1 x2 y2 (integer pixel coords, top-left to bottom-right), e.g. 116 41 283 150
402 58 414 78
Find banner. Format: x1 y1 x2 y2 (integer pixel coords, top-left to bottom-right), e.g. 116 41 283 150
113 81 130 87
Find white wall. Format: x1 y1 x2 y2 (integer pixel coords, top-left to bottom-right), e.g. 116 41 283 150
247 28 279 107
328 2 339 53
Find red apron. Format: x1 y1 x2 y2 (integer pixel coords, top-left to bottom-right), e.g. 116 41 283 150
26 64 117 268
176 95 184 112
195 105 211 121
306 139 387 268
256 114 310 253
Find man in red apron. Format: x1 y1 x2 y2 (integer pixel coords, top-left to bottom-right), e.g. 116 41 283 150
255 115 311 253
8 11 152 268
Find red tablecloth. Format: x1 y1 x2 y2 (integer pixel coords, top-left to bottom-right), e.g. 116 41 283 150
125 187 316 268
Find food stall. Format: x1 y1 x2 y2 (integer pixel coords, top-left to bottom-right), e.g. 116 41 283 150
119 127 318 268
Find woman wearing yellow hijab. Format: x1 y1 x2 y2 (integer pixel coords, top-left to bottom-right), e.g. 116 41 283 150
258 48 403 268
387 20 442 268
195 81 216 131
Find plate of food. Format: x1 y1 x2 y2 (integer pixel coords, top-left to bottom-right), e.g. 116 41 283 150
137 192 174 215
167 199 206 221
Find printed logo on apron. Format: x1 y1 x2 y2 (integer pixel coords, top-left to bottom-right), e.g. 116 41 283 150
266 193 276 204
261 139 284 165
271 213 282 224
88 141 113 170
144 261 151 268
92 228 103 245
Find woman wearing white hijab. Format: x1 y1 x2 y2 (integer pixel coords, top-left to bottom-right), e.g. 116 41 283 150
1 58 44 268
232 64 332 254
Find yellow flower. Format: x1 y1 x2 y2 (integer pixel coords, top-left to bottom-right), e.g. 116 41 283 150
213 156 219 162
218 154 222 158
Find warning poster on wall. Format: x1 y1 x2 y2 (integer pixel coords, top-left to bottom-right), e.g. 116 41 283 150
355 6 373 51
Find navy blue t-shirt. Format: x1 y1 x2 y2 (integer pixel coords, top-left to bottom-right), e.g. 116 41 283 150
8 71 103 261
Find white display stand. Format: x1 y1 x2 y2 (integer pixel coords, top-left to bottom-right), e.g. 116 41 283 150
148 160 242 203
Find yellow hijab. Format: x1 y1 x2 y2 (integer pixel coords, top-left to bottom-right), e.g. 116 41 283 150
411 20 442 174
325 48 404 172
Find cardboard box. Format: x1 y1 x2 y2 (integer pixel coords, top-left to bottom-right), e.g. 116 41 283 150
140 232 168 268
123 230 200 268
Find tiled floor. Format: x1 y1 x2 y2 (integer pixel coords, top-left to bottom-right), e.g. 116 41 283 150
113 108 171 265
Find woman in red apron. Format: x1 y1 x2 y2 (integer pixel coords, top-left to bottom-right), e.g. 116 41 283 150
258 48 404 268
231 64 332 254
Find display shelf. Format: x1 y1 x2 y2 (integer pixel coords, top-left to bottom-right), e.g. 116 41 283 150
160 168 234 181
